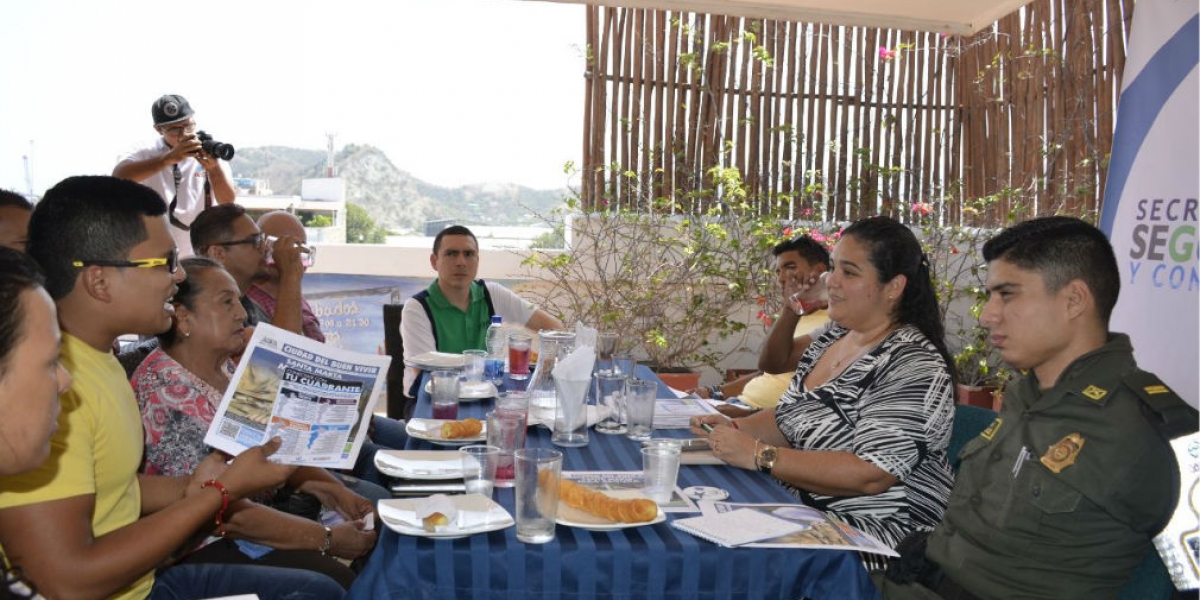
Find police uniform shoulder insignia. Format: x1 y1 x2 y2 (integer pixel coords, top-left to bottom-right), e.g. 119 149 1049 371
1123 370 1198 439
1081 385 1107 402
1040 433 1085 473
980 417 1002 441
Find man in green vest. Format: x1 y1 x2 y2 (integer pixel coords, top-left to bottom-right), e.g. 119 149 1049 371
400 225 563 393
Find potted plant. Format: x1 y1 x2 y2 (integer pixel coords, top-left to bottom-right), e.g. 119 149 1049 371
521 166 787 386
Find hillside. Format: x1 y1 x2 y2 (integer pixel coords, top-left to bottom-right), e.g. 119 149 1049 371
229 144 568 232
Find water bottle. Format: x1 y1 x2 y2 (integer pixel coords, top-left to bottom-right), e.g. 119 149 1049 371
484 315 506 386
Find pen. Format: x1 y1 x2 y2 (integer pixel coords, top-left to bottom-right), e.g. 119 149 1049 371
700 422 714 433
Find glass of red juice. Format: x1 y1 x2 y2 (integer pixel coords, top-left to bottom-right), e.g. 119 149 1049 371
488 392 529 487
507 333 533 379
430 369 460 420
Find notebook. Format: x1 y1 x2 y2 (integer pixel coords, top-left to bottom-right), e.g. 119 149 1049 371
671 508 805 547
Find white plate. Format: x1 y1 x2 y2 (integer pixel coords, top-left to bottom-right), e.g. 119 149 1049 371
423 380 497 401
374 450 464 480
406 418 488 446
404 351 466 370
555 488 667 531
378 494 513 539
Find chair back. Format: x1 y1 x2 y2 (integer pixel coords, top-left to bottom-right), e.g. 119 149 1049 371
1117 549 1174 600
382 303 413 419
949 404 998 473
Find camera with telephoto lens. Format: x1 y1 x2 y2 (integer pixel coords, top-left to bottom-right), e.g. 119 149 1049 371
196 131 235 160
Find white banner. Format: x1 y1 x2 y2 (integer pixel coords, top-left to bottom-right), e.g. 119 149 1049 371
1100 0 1199 409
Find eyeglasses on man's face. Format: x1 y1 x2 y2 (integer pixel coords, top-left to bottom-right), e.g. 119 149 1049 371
158 121 197 137
72 248 181 274
212 232 268 250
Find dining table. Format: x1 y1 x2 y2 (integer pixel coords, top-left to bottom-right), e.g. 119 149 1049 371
345 366 882 600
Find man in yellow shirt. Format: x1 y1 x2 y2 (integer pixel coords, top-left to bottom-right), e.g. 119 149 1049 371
698 235 832 416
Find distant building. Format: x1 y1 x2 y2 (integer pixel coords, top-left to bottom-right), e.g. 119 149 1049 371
236 177 346 244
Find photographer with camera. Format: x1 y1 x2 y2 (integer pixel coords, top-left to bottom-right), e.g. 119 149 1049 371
114 94 236 256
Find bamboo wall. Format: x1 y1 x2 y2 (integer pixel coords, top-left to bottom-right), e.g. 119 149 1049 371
581 0 1134 225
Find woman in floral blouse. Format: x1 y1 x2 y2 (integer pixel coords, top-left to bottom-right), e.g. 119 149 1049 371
131 257 376 589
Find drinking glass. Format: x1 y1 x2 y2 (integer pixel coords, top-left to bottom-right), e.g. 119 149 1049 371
593 369 628 434
514 448 562 544
612 353 637 379
430 370 460 420
461 349 487 385
460 445 500 497
487 392 529 488
625 378 658 441
551 376 591 447
595 331 619 371
641 440 682 504
508 333 533 379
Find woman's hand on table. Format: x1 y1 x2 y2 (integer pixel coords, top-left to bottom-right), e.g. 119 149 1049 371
706 425 760 470
688 415 729 437
689 416 757 470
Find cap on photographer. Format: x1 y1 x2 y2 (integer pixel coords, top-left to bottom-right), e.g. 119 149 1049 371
113 94 237 256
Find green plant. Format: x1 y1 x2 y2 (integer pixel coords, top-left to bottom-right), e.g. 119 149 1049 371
346 202 387 244
521 166 789 371
912 199 1013 388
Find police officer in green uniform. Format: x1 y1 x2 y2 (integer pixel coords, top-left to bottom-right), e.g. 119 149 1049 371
876 216 1197 600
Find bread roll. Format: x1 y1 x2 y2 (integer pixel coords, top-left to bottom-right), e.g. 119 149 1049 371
422 512 450 532
555 477 658 524
440 418 483 439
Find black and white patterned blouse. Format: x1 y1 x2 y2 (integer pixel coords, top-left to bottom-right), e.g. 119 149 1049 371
775 323 955 549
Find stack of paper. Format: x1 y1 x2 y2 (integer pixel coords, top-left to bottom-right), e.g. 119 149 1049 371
653 396 720 429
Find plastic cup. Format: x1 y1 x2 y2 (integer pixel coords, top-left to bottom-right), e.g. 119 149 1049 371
641 440 682 504
593 370 628 434
552 377 591 447
508 333 532 379
514 448 562 544
625 378 658 441
430 369 460 420
487 392 528 488
461 349 487 384
460 445 500 497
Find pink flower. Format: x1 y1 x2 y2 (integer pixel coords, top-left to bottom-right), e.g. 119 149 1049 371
812 232 827 243
879 47 898 61
801 208 813 217
911 202 932 216
782 226 793 237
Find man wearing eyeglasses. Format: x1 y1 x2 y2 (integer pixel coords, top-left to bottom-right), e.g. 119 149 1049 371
113 94 236 257
247 211 322 342
190 204 304 335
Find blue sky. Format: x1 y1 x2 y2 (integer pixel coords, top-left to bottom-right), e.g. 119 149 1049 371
0 0 585 195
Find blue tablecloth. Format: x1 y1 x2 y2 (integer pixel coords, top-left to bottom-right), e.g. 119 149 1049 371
346 366 881 600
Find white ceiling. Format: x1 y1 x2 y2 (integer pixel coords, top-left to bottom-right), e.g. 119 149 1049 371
526 0 1036 35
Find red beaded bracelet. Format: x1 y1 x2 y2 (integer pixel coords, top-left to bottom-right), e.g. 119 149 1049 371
201 479 230 537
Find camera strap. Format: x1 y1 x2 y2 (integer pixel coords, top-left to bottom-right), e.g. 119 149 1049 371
168 163 214 231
